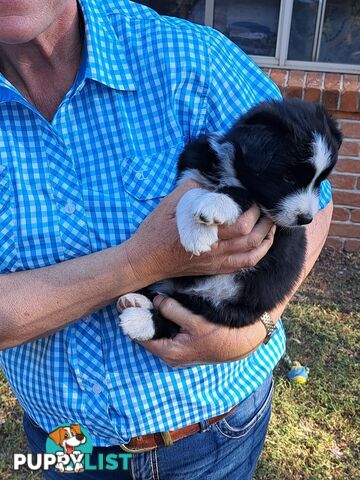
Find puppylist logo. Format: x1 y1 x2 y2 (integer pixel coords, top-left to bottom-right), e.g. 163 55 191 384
14 424 132 473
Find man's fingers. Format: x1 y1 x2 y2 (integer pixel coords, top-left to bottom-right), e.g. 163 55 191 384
220 217 274 253
152 295 196 330
218 204 260 240
229 225 276 268
137 336 176 359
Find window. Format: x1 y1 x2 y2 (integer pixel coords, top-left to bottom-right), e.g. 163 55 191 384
288 0 360 66
213 0 281 57
136 0 360 73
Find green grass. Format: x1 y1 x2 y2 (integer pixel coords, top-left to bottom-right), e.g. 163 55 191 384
255 249 359 480
0 249 359 479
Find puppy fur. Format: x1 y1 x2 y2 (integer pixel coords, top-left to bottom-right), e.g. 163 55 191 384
118 99 342 341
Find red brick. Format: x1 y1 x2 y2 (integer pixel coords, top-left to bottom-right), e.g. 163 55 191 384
340 91 359 112
326 237 344 250
330 173 356 189
304 72 323 103
340 121 360 139
340 75 360 113
351 209 360 223
285 71 305 99
344 239 360 252
332 207 351 221
325 73 341 88
343 74 360 91
306 72 323 89
332 112 360 121
270 69 288 92
357 177 360 189
336 159 360 174
329 223 360 238
333 190 360 207
339 140 359 157
290 70 306 86
323 73 341 110
304 88 321 103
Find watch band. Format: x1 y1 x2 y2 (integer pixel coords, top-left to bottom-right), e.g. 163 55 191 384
260 312 276 344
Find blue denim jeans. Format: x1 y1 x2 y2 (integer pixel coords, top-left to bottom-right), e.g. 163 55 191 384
23 374 273 480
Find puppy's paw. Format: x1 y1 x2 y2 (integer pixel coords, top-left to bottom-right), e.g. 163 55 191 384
119 307 155 341
55 464 65 473
179 223 218 256
194 193 240 226
116 293 153 313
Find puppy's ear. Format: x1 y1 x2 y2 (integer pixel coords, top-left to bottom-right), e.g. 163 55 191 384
241 100 293 135
48 428 63 446
315 104 343 149
236 126 276 175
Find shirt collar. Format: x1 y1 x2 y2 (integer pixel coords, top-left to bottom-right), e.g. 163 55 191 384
79 0 137 91
0 0 136 100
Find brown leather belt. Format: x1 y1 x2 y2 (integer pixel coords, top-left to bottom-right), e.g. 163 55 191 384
119 405 238 453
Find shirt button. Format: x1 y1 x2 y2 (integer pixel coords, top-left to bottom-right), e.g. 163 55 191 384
93 383 102 395
62 200 76 215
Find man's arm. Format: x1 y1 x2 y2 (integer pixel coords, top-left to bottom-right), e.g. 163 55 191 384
138 201 333 367
0 181 275 350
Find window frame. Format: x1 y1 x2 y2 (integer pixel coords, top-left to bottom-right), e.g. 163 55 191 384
203 0 360 74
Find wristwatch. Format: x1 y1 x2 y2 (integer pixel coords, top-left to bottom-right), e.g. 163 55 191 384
259 312 276 344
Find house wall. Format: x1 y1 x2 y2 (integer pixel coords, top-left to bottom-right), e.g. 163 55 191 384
264 70 360 251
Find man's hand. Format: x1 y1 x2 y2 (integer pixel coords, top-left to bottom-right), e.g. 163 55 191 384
126 181 276 283
139 202 334 367
138 295 267 368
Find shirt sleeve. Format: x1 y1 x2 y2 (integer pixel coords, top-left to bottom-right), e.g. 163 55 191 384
319 179 332 209
204 28 282 133
204 28 332 209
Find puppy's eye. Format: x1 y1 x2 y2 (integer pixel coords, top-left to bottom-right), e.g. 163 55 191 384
64 433 69 439
284 176 295 185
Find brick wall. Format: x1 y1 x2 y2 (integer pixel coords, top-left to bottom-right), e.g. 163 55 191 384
263 69 360 252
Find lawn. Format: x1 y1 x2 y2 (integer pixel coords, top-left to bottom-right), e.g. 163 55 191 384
0 249 359 479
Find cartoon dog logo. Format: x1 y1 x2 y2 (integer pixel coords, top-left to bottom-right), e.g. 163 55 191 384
48 425 87 473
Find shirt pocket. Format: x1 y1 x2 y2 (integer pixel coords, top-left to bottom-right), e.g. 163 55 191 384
0 165 20 273
120 143 183 231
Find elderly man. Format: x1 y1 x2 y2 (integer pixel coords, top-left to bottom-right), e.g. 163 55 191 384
0 1 332 479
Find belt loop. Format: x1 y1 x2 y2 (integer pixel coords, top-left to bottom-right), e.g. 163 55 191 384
199 419 211 432
160 431 173 447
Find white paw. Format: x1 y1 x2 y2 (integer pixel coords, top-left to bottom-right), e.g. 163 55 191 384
119 307 155 341
55 464 65 473
194 193 240 226
176 189 240 256
116 293 153 313
179 223 218 256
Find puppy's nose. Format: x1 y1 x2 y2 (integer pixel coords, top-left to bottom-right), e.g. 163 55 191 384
76 434 85 441
297 214 313 225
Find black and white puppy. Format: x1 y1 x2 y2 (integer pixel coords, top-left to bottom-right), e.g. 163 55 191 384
117 99 342 341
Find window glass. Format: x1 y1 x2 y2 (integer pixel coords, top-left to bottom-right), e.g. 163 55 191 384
288 0 320 61
319 0 360 64
135 1 205 24
213 0 281 56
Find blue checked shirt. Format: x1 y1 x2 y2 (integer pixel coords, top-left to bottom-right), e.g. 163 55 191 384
0 0 332 446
